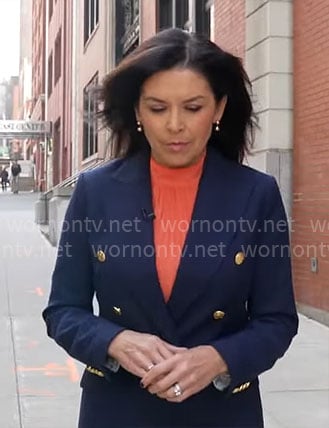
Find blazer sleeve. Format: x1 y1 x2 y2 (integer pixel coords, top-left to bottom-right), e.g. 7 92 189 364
42 173 125 369
209 176 298 393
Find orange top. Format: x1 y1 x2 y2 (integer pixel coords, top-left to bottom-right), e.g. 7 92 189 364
150 154 205 302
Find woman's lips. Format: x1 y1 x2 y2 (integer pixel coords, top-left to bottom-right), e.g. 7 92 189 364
166 142 190 152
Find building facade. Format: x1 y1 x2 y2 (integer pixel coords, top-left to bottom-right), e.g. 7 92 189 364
30 0 46 190
72 0 114 174
46 0 73 187
292 0 329 323
0 77 20 159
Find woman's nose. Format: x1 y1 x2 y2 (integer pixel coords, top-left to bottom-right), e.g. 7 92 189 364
166 112 184 133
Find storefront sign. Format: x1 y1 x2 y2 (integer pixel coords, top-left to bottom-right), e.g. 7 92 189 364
0 120 52 137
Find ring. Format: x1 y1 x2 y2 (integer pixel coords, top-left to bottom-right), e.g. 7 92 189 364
173 382 182 397
147 364 154 371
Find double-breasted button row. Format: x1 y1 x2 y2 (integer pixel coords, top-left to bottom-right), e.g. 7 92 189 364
96 250 245 265
113 305 224 321
211 251 245 321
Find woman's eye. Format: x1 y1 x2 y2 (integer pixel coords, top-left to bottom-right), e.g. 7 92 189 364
148 105 202 113
150 107 166 112
186 106 202 112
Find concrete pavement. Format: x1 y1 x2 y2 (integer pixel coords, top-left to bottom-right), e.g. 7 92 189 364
261 316 329 428
0 191 82 428
0 191 328 428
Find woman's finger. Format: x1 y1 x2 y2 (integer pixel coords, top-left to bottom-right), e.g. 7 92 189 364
157 381 187 401
120 352 157 377
164 343 188 353
120 359 147 378
156 342 176 360
147 367 182 394
141 356 177 389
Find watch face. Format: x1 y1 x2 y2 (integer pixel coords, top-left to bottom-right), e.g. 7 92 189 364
213 373 231 390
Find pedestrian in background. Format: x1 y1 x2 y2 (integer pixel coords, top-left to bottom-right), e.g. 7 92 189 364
43 28 298 428
0 166 9 191
11 160 21 194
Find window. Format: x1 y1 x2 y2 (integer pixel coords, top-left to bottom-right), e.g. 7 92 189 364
47 52 53 97
54 28 62 84
115 0 140 64
84 0 99 44
158 0 173 29
157 0 210 36
158 0 188 29
175 0 188 28
195 0 210 38
83 74 99 159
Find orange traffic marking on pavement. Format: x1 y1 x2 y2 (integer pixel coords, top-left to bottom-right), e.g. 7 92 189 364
35 287 44 296
27 287 44 296
16 358 80 383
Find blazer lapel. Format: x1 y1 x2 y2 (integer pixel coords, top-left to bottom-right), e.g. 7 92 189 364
166 147 256 320
111 149 179 344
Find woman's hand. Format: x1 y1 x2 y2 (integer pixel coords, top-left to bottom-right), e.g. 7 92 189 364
108 330 186 378
140 345 228 402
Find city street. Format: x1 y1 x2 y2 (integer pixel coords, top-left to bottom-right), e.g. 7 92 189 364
0 192 328 428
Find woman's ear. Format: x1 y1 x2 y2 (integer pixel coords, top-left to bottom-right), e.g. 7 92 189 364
134 106 140 122
215 95 228 122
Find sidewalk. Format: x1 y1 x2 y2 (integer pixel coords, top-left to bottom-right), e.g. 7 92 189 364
0 192 328 428
261 316 329 428
0 192 83 428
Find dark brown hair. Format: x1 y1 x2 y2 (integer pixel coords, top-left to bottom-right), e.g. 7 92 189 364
100 28 256 163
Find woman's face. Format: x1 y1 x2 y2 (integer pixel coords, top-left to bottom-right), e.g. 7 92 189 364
136 68 226 168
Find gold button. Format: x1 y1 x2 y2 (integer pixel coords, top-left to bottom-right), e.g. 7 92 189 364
235 251 245 265
96 250 106 262
213 310 225 320
113 306 122 316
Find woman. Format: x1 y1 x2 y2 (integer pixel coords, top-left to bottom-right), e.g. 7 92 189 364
43 28 298 427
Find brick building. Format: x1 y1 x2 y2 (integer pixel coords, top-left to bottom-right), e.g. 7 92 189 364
46 0 73 187
292 0 329 323
30 0 46 190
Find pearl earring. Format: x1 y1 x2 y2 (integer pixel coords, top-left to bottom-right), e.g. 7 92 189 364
137 121 143 132
215 120 220 132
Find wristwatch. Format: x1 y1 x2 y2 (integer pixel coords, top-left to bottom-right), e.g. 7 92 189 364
212 371 231 391
104 356 120 373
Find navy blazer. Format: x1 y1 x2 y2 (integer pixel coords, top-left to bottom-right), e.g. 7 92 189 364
43 147 298 428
